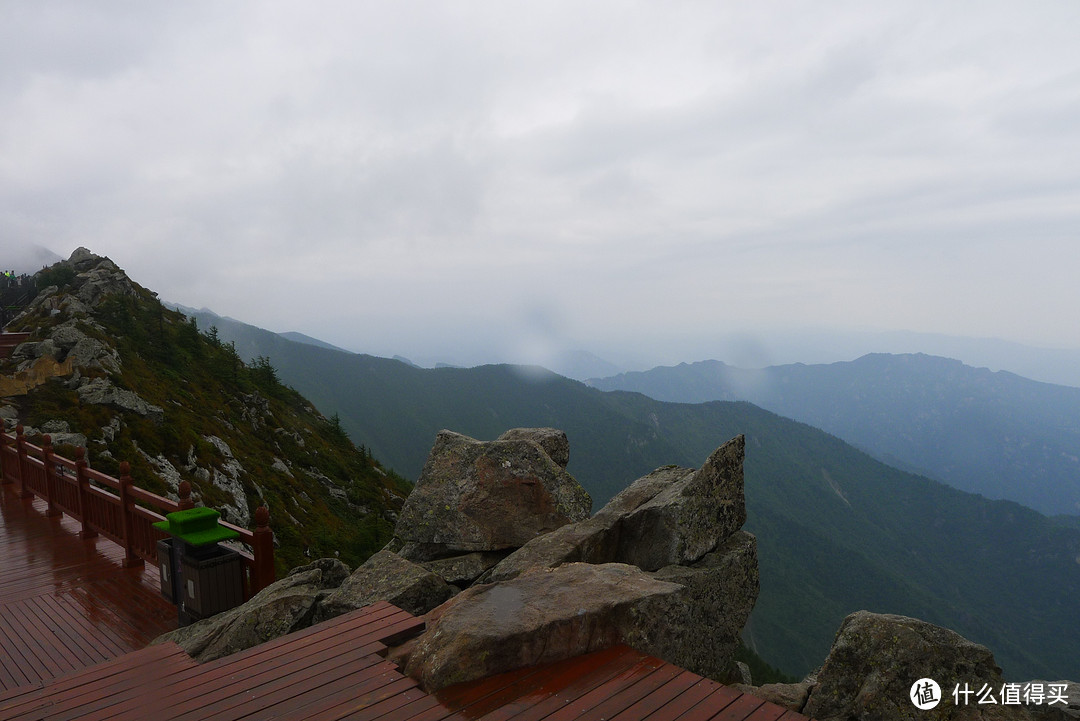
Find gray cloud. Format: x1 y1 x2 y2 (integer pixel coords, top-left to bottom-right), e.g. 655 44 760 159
3 1 1080 367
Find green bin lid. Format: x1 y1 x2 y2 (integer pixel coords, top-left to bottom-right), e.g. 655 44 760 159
153 507 241 546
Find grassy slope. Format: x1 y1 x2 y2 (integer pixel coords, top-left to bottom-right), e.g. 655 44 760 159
4 267 410 575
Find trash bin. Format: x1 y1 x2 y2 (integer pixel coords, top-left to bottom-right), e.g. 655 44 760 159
181 545 243 620
153 507 243 626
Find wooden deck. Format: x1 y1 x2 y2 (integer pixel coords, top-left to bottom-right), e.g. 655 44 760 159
2 482 809 720
0 601 433 721
0 484 176 692
0 599 808 721
438 645 806 721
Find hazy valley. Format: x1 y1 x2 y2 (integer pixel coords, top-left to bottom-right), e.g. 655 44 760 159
180 305 1080 681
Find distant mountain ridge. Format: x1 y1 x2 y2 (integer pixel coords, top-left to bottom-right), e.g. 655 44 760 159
179 312 1080 681
277 331 352 353
587 354 1080 517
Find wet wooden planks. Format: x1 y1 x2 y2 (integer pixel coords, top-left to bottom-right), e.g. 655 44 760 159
437 645 809 721
0 485 177 692
2 592 806 720
0 601 442 721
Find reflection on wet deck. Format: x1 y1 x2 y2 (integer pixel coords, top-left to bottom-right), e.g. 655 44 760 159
0 484 176 692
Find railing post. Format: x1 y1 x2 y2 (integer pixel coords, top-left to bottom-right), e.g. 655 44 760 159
252 505 275 594
178 480 194 510
0 430 11 485
15 425 32 499
0 427 10 483
75 448 97 539
42 435 61 517
118 462 143 568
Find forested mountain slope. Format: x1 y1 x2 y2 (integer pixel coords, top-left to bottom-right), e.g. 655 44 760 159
1 249 410 574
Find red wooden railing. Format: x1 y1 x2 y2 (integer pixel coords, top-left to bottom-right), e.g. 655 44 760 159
0 425 275 600
0 332 31 359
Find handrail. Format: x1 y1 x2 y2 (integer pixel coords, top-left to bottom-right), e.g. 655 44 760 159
0 425 275 599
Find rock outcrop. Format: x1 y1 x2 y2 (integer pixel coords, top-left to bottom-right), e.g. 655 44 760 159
801 611 1031 721
314 550 453 621
616 434 746 570
154 428 758 695
484 437 747 582
648 529 759 681
155 558 349 663
76 377 164 422
391 429 591 560
403 562 684 691
483 464 693 583
395 432 757 690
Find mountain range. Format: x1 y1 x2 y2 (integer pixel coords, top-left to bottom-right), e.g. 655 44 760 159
586 355 1080 518
177 308 1080 681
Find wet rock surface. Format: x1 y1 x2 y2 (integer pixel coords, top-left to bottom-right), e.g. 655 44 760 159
403 562 684 691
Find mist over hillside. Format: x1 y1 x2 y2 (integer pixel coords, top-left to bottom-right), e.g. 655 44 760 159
0 242 63 275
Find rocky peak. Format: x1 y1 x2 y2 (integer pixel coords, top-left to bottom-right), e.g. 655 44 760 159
2 248 410 571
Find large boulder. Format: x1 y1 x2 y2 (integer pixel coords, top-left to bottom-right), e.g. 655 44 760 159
616 434 746 571
393 430 591 558
646 530 759 680
483 463 693 582
803 611 1029 721
486 437 746 581
152 558 349 663
314 550 453 622
404 562 683 691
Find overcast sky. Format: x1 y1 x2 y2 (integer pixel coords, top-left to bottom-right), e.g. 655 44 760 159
3 2 1080 371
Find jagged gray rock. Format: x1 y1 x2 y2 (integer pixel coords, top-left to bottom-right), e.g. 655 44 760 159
803 611 1030 721
153 558 349 663
497 427 570 469
75 258 134 307
484 464 692 583
645 530 759 681
616 434 746 571
77 377 164 422
485 436 746 581
392 430 591 558
404 562 683 692
313 550 453 622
